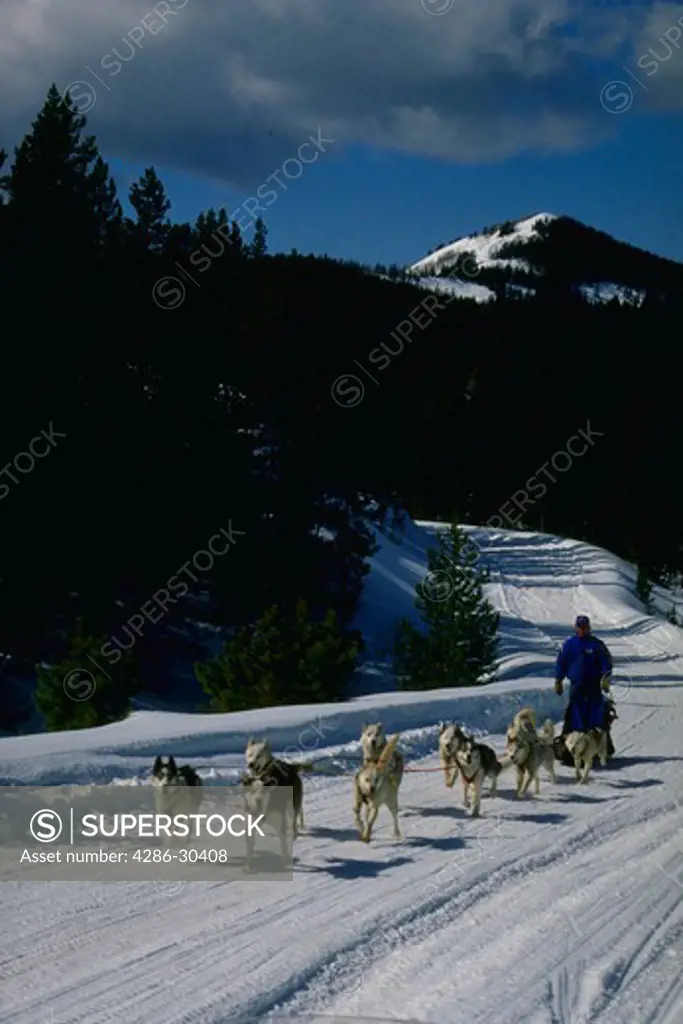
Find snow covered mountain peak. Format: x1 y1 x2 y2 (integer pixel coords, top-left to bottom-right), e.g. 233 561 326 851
409 211 560 278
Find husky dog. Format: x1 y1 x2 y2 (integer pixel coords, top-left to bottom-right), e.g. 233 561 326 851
505 706 538 754
455 737 502 816
438 722 468 788
241 737 314 871
151 756 203 845
360 722 405 784
507 718 556 797
354 734 403 842
564 729 608 783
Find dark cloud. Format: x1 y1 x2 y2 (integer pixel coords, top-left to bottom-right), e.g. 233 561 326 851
0 0 667 188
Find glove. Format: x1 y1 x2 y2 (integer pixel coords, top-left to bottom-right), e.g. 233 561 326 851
554 680 563 696
601 674 611 693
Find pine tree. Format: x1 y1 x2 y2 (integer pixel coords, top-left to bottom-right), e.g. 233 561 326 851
394 523 499 689
35 617 140 731
128 167 171 251
250 216 268 258
635 564 653 612
195 599 362 711
666 604 679 626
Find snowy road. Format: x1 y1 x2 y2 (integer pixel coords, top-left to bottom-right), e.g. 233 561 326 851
2 525 683 1024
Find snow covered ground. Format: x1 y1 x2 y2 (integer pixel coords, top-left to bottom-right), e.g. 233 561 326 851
3 521 683 1024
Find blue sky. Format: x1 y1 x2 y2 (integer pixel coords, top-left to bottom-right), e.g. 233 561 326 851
108 110 683 267
3 0 683 267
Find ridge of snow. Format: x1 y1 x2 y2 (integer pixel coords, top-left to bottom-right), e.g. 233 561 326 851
409 212 559 278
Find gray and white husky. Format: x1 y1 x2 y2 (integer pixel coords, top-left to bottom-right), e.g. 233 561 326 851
354 733 403 842
506 718 556 797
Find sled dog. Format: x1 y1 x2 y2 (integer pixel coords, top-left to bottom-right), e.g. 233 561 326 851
360 722 405 784
354 733 403 842
151 756 203 845
507 717 556 797
564 728 608 783
505 706 538 753
241 737 314 871
455 736 502 816
438 722 468 788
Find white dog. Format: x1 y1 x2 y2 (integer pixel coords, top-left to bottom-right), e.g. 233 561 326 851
438 722 468 788
354 733 403 842
564 729 608 783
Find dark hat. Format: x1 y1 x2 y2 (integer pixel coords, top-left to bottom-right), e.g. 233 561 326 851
575 615 590 627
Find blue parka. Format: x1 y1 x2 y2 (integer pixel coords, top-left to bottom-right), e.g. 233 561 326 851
555 633 612 731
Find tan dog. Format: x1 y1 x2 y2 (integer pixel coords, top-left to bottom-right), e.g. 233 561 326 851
507 717 556 797
564 729 608 783
354 734 403 842
505 707 537 754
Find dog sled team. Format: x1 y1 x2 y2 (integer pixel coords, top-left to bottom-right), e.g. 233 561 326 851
151 614 618 856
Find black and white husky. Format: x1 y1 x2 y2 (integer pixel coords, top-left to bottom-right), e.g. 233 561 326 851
438 722 468 788
455 736 503 816
150 756 203 843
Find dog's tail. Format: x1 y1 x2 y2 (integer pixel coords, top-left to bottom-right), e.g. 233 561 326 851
377 733 400 771
288 760 316 773
518 706 536 728
497 754 515 771
538 719 555 744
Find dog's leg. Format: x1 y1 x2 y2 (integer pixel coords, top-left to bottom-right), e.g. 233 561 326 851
489 769 498 798
388 787 402 839
353 783 365 839
534 769 540 795
515 765 524 798
519 769 533 797
462 774 470 809
599 735 608 768
471 774 482 817
363 802 380 843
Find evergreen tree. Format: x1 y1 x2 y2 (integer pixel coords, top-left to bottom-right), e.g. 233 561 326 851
394 524 500 689
666 604 679 626
128 167 171 251
35 618 140 730
250 216 268 258
195 599 362 711
635 565 653 612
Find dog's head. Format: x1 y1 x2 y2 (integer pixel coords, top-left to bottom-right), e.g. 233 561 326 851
439 723 466 757
457 738 481 772
245 737 272 775
361 722 386 761
538 719 555 743
152 756 178 785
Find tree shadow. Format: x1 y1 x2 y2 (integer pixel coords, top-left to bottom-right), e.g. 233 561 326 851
404 834 467 852
403 804 465 820
609 755 683 767
297 855 415 879
506 811 568 824
306 825 363 842
554 791 611 804
606 778 663 790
